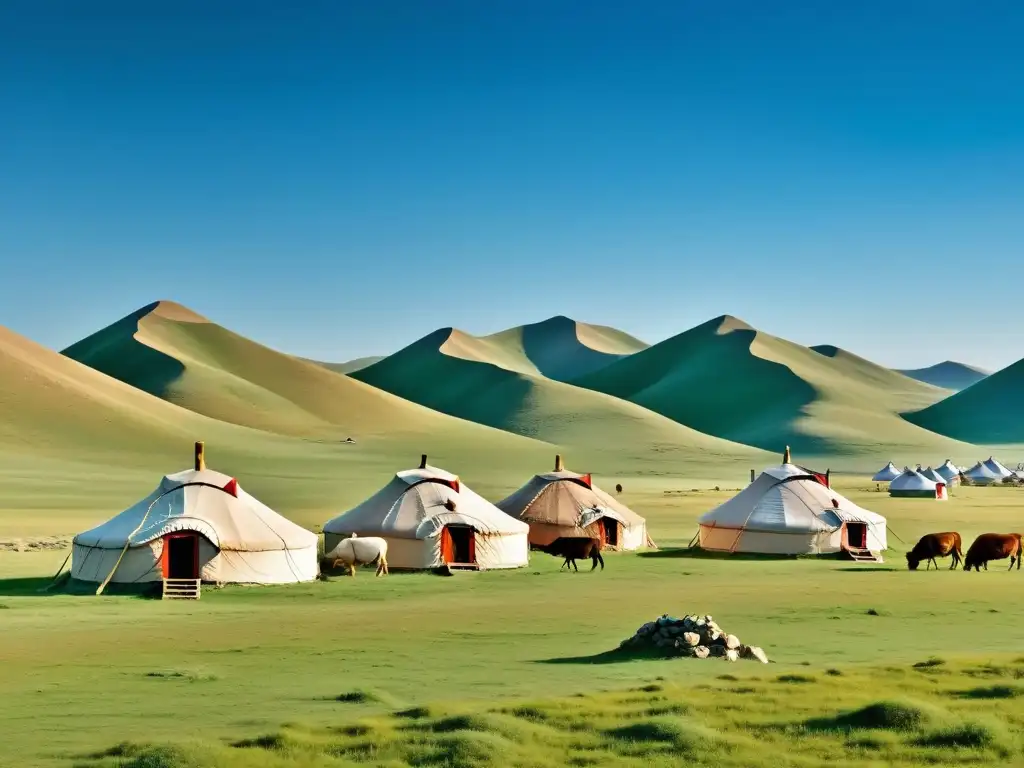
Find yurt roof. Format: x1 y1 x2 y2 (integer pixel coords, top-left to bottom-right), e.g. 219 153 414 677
936 460 961 479
982 457 1013 478
965 461 998 480
699 465 885 535
919 467 946 484
872 462 902 481
325 462 528 540
496 465 644 529
73 468 316 551
890 469 938 491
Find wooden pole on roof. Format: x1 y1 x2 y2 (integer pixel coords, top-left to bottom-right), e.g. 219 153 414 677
783 445 791 464
555 454 564 471
825 469 831 488
750 469 755 484
419 454 427 469
195 441 205 471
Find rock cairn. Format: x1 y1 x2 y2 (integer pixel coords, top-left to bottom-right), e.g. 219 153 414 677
619 614 769 663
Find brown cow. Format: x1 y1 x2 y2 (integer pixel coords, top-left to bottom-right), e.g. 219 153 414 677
963 533 1022 572
536 537 604 571
905 532 963 571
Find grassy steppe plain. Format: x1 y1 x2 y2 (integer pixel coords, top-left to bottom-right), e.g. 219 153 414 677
3 482 1024 767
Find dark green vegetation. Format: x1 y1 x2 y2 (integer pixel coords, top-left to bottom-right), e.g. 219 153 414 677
80 659 1024 768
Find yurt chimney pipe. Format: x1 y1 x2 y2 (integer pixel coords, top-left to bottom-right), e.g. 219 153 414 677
750 469 755 484
419 454 427 469
783 445 791 465
825 469 831 488
555 454 564 471
195 441 205 472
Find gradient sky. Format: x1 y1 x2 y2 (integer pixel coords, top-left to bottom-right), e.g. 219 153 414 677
2 1 1022 370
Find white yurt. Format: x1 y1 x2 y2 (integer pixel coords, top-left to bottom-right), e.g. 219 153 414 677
872 462 902 482
964 461 1000 485
496 454 652 551
889 469 948 499
72 443 318 585
983 457 1013 479
920 467 947 485
936 460 962 484
697 450 887 556
323 456 529 570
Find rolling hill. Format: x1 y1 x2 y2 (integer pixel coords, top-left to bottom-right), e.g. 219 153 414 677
573 315 974 462
897 361 989 391
63 301 554 446
310 356 385 375
352 323 768 472
903 357 1024 444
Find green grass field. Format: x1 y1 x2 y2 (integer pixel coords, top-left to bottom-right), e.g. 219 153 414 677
4 482 1024 767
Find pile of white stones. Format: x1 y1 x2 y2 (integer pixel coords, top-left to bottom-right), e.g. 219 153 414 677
619 614 769 663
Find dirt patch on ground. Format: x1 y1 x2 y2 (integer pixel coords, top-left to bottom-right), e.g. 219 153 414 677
0 536 72 552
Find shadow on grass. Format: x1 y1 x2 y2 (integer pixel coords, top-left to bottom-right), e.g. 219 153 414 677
0 576 160 599
832 567 897 572
637 548 807 561
536 648 664 666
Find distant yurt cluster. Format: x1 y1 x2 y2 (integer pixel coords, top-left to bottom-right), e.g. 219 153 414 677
871 456 1022 494
67 445 654 591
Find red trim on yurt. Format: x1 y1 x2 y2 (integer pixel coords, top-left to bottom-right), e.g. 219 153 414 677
222 478 238 496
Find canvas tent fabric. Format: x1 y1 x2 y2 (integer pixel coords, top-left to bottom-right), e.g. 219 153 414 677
697 464 887 555
72 468 318 584
936 460 962 483
983 457 1013 479
889 469 947 499
965 461 1000 485
496 466 652 550
323 464 529 570
872 462 902 482
920 467 947 484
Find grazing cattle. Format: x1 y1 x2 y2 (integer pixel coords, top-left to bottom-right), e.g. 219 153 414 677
906 532 963 571
537 537 604 572
323 534 389 577
963 533 1021 573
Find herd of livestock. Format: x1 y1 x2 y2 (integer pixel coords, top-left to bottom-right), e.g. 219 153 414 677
905 531 1022 572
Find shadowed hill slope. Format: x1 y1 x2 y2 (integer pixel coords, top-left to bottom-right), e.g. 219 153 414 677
352 326 768 471
61 302 559 448
573 316 971 460
897 361 989 391
903 358 1024 444
310 356 385 375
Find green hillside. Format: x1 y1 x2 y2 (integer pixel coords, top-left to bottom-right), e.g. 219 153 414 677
573 315 974 463
352 325 768 472
903 357 1024 444
62 301 536 443
897 360 989 391
2 315 563 539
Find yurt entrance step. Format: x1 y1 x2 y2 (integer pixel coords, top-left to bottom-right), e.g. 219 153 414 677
845 548 883 563
162 578 201 599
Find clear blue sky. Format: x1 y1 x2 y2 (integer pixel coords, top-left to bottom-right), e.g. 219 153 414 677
2 1 1021 370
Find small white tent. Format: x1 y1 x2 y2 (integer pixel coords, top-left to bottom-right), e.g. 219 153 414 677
965 461 1000 485
936 460 962 484
889 469 947 500
323 456 529 570
496 455 652 551
698 462 887 555
72 444 318 585
872 462 902 482
983 457 1013 479
920 467 947 485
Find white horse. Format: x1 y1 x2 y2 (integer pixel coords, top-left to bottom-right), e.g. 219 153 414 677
323 534 389 577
